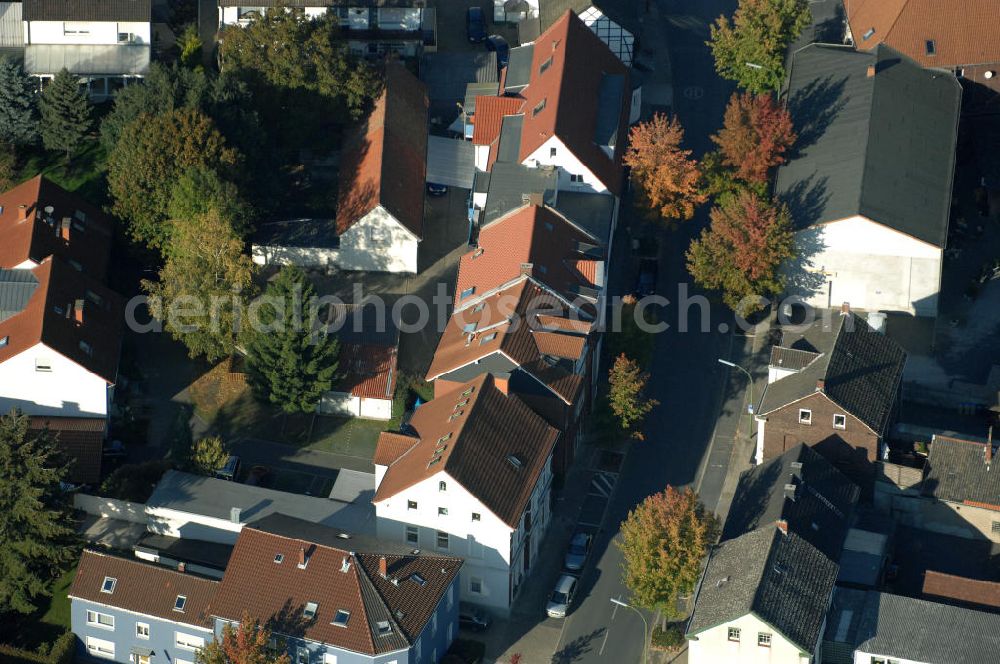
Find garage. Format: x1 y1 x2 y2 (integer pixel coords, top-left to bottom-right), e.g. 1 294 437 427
426 135 475 189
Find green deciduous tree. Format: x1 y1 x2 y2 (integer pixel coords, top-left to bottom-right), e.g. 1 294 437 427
617 486 717 617
624 114 706 222
143 209 255 361
190 436 229 476
607 353 659 440
711 91 796 184
178 24 204 70
39 68 93 160
246 266 340 415
686 190 795 313
197 612 291 664
0 56 39 146
0 410 77 617
169 166 252 235
708 0 811 93
108 108 240 249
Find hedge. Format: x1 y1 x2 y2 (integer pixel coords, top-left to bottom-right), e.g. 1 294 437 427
0 632 75 664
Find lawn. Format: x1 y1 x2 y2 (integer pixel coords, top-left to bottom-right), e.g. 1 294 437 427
16 140 109 204
16 565 76 650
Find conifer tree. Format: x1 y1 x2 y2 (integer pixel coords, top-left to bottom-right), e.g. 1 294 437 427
39 68 93 160
0 56 39 146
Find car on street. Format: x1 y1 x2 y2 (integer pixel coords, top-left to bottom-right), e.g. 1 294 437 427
546 574 578 618
563 532 593 571
486 34 510 68
466 7 486 43
458 604 492 632
635 258 658 297
426 182 449 196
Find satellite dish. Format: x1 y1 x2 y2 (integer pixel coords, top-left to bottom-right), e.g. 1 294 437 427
43 206 54 215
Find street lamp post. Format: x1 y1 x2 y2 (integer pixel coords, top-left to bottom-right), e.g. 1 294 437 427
609 598 649 664
718 358 754 439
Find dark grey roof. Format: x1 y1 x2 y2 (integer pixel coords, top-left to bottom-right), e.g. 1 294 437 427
134 533 233 570
495 115 524 164
252 513 424 557
0 269 38 323
505 44 534 93
440 352 518 383
722 444 858 560
923 435 1000 505
594 74 624 149
758 312 906 434
825 588 1000 662
330 303 400 347
23 0 151 22
775 44 961 247
252 219 339 249
218 0 422 6
464 82 500 115
687 525 838 653
770 346 820 371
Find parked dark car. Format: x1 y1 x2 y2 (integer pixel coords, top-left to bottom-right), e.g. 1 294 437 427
458 604 492 632
426 182 449 196
466 6 486 43
635 258 658 297
563 532 593 571
486 34 509 68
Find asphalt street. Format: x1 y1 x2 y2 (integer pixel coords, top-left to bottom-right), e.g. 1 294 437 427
551 0 737 662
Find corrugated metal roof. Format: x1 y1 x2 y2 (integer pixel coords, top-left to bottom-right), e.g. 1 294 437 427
0 2 23 49
0 269 38 323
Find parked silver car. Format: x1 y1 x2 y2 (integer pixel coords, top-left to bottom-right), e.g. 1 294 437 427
546 574 578 618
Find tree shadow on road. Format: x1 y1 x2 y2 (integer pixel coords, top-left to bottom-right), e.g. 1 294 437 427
551 628 606 664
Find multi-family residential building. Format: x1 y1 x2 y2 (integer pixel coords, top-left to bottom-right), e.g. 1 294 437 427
372 373 558 616
71 515 462 664
775 43 961 317
218 1 437 58
22 0 151 98
755 308 906 483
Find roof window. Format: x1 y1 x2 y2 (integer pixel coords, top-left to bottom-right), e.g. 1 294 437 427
461 387 475 397
377 620 392 636
101 577 116 594
304 602 318 620
333 610 351 627
862 27 875 40
539 56 553 74
532 99 547 116
925 39 936 55
274 554 284 564
507 454 523 469
480 332 497 344
409 573 427 587
174 595 187 612
437 433 452 444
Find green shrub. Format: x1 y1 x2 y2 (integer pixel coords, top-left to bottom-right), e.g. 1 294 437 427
0 632 74 664
651 623 685 651
99 460 173 502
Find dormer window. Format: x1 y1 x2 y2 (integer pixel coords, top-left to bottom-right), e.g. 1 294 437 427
303 602 318 620
798 409 812 424
101 577 116 594
376 620 392 636
332 610 350 627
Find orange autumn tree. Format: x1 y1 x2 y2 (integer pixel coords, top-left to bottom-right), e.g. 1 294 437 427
608 353 659 440
624 114 706 222
197 613 290 664
617 486 717 616
711 91 796 185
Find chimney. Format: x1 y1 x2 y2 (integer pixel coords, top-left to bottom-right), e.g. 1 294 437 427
74 299 85 324
520 262 533 276
177 562 186 573
521 192 544 207
229 507 241 523
298 547 306 567
776 519 788 536
493 373 510 395
60 217 71 241
783 483 798 502
17 204 27 221
790 460 803 480
841 302 851 315
866 64 876 78
986 439 993 467
378 556 387 578
816 379 825 392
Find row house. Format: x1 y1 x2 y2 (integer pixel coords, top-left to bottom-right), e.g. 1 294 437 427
373 374 558 616
218 0 436 58
0 176 122 483
23 0 151 99
71 515 462 664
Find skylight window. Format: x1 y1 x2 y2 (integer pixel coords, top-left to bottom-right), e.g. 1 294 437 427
304 602 318 619
925 39 936 55
462 387 474 397
862 27 875 40
101 577 116 594
377 620 392 636
332 610 351 627
480 332 497 345
437 433 452 444
532 99 547 116
409 573 427 587
428 456 442 468
507 454 523 469
174 595 187 612
274 554 284 564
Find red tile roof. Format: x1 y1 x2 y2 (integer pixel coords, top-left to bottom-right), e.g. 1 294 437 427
373 374 558 527
472 96 525 145
425 280 588 404
336 62 428 238
211 524 460 654
373 432 419 466
923 570 1000 611
0 175 113 278
517 10 630 194
336 343 397 400
847 0 1000 69
70 549 219 628
0 257 124 383
455 205 602 309
30 416 105 483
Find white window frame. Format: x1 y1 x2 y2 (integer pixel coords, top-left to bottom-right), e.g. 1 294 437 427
405 525 419 544
436 530 449 551
469 577 483 594
727 626 740 642
136 622 150 639
833 414 846 430
758 632 772 648
798 409 812 424
86 636 115 659
175 632 206 651
86 610 115 630
35 356 52 371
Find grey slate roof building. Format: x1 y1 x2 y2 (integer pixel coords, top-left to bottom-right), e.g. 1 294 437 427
758 311 906 436
922 435 1000 505
722 444 859 560
775 43 961 248
686 524 838 654
23 0 151 22
823 587 1000 664
0 269 38 323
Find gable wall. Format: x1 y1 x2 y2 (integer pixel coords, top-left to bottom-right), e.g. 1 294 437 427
338 207 419 274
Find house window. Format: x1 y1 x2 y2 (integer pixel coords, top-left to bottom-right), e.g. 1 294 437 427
460 287 475 299
174 595 187 612
798 409 812 424
332 609 351 627
86 610 114 630
727 627 740 642
63 22 91 35
472 512 481 522
86 637 115 660
549 147 557 157
35 357 52 372
436 531 449 550
118 32 135 43
438 507 449 516
833 414 846 430
175 633 205 651
136 622 150 639
925 39 936 55
101 576 116 594
407 500 418 510
469 577 483 594
533 99 547 116
758 632 771 648
992 521 1000 534
439 481 447 492
405 525 419 544
569 174 584 183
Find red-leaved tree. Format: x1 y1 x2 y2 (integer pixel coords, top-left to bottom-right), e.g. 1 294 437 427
197 613 290 664
711 91 796 184
624 114 707 222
